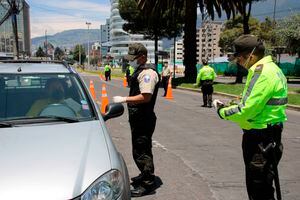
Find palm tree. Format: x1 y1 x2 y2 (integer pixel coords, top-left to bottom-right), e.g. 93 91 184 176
135 0 263 80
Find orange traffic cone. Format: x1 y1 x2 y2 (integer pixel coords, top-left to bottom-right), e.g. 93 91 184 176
89 80 96 100
123 76 128 88
165 77 174 100
101 83 109 114
99 74 104 81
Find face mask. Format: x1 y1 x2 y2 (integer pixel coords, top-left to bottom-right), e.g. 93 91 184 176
129 59 139 69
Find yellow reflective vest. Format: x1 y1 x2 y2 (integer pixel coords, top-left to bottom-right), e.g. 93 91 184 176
104 65 111 72
218 56 288 130
196 65 216 86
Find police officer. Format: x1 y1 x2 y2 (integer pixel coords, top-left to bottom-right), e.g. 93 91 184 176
161 62 171 96
113 43 160 197
125 63 134 87
213 35 287 200
104 63 111 81
195 59 216 107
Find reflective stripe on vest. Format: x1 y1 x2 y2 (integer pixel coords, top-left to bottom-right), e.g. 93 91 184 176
242 73 261 105
224 104 243 117
266 97 288 105
225 73 261 117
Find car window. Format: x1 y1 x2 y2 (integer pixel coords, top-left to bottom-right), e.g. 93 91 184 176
0 73 95 122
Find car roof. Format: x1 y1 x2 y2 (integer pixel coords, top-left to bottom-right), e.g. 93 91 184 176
0 60 72 74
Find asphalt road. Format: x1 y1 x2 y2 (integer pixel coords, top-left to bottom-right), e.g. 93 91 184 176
81 73 300 200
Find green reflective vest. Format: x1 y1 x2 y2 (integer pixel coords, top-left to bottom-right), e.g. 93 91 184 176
104 65 111 72
196 65 216 86
219 55 288 130
129 65 135 75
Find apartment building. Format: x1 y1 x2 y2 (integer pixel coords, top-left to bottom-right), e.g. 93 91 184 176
197 21 223 63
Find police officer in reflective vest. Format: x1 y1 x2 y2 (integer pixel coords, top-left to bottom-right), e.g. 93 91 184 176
113 43 160 197
126 64 134 87
104 63 111 81
213 35 287 200
195 59 216 107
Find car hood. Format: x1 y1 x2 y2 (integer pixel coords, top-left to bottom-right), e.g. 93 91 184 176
0 121 112 200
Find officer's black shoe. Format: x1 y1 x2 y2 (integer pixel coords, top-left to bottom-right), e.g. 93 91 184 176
131 174 144 184
131 181 156 197
201 104 207 107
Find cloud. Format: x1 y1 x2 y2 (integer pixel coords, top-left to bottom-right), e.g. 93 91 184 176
27 0 111 38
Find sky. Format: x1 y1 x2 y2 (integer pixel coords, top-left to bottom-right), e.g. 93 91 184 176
27 0 299 39
27 0 111 38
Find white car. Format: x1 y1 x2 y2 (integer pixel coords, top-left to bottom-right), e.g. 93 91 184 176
0 60 131 200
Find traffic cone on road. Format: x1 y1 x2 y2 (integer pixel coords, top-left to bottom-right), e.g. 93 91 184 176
89 80 96 100
101 83 109 114
99 74 104 81
123 76 128 88
165 77 174 100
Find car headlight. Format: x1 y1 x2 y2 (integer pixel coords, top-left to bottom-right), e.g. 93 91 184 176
80 169 124 200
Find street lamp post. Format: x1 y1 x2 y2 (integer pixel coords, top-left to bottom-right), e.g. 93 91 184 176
86 22 91 67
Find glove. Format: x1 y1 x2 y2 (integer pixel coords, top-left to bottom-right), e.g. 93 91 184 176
113 96 127 103
213 99 224 110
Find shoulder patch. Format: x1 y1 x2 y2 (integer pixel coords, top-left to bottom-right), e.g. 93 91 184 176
144 74 151 83
255 64 263 72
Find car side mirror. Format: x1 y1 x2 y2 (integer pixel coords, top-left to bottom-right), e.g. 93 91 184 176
102 103 124 121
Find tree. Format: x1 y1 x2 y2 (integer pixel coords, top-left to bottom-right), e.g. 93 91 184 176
219 16 261 53
135 0 265 81
276 14 300 57
35 46 46 57
73 45 86 65
183 0 197 82
54 47 65 60
119 0 184 66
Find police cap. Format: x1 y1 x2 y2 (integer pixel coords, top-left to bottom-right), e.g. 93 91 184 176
233 34 264 57
124 43 147 61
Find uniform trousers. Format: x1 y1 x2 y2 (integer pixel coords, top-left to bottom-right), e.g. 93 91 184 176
242 123 283 200
162 76 170 96
105 71 111 81
129 113 156 183
200 80 213 106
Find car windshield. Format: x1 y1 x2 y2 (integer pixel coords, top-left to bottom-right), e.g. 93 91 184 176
0 73 95 122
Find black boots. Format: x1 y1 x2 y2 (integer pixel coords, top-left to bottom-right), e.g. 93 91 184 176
131 174 156 197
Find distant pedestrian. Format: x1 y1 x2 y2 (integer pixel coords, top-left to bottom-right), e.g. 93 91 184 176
104 63 111 81
125 63 134 87
195 59 216 107
161 63 171 96
112 43 160 197
213 34 288 200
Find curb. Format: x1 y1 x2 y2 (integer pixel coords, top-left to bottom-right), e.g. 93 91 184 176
176 86 300 112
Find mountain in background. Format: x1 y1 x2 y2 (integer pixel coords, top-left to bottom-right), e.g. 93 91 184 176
31 29 101 50
31 0 299 50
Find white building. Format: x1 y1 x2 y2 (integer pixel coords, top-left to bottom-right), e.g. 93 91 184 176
169 39 184 66
100 19 110 44
109 0 162 63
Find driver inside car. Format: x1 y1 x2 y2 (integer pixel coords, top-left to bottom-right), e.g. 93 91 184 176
26 78 80 117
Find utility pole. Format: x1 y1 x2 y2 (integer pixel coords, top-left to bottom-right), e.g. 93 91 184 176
173 37 176 79
79 45 81 65
45 30 48 57
273 0 277 24
86 22 91 67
